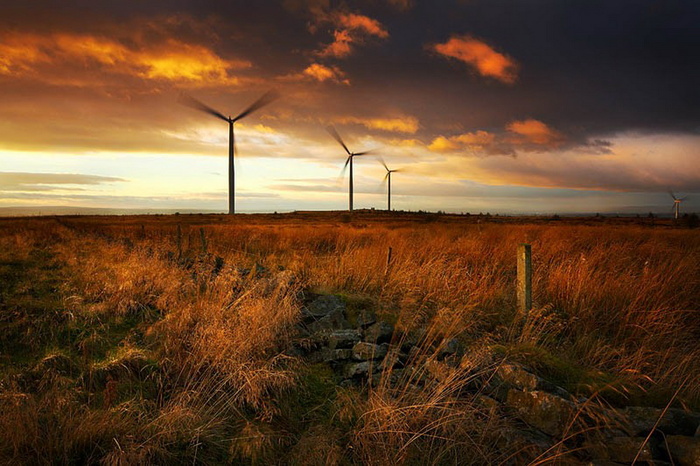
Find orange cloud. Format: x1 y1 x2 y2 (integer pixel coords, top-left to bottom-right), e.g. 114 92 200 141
388 138 423 147
0 35 53 74
303 63 350 83
432 35 518 84
280 63 350 84
506 119 564 147
338 116 420 133
316 12 389 58
0 31 250 86
428 131 496 152
336 13 389 38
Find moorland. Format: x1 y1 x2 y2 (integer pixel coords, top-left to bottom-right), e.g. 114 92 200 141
0 211 698 464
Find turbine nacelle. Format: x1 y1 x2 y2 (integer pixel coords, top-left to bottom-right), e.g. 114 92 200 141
179 90 279 214
327 125 374 212
378 156 402 211
669 191 689 219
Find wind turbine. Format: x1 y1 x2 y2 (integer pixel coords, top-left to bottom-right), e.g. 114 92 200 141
379 157 402 211
669 191 688 219
179 90 279 215
327 126 372 211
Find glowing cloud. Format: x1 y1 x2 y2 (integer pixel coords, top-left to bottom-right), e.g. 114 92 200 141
0 32 250 86
428 131 496 152
337 116 420 133
336 13 389 38
317 12 389 58
506 119 564 147
282 63 350 84
431 35 518 84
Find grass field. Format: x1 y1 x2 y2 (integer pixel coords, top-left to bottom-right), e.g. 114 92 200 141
0 212 698 464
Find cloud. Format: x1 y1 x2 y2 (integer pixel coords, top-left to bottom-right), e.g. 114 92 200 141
335 13 389 38
428 121 565 156
316 12 389 58
506 119 565 147
0 31 250 87
431 35 518 84
336 116 420 133
428 131 496 152
0 172 125 192
281 63 350 85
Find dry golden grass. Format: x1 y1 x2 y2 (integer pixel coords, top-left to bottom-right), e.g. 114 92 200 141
0 213 698 464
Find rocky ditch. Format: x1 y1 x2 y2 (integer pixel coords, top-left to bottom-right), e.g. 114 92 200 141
294 293 700 465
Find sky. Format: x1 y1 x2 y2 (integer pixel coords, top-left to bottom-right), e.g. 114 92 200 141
1 0 699 215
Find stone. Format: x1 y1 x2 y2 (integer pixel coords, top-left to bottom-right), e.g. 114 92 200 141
364 321 394 344
497 364 541 391
494 364 572 396
331 349 354 361
666 436 700 465
307 308 352 334
425 359 453 383
584 437 656 463
493 426 555 464
303 295 345 318
345 361 373 378
438 338 463 359
490 363 570 400
356 309 377 328
622 407 700 437
308 348 354 364
352 342 388 361
506 389 576 437
475 395 501 411
326 329 361 349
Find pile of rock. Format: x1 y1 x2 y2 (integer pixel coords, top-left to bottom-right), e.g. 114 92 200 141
486 363 700 465
295 294 700 464
296 295 394 385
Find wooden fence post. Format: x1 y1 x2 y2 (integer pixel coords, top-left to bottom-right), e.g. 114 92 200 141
517 243 532 315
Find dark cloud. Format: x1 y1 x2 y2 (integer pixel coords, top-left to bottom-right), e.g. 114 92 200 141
1 0 699 208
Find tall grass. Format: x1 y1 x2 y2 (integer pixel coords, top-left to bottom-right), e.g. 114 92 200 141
0 216 698 463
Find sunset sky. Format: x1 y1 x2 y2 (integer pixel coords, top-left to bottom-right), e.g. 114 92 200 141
1 0 699 214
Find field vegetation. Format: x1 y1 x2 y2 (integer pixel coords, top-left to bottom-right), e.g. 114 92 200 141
0 212 698 464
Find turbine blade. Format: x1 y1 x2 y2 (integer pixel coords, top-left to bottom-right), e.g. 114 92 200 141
233 90 280 122
327 125 351 155
353 149 375 156
669 190 677 200
377 173 388 193
339 155 351 179
377 156 389 171
178 93 229 122
393 168 403 173
678 196 688 201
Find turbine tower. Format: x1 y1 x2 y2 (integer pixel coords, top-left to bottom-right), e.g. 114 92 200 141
669 191 687 219
180 91 279 214
327 126 372 211
379 157 402 211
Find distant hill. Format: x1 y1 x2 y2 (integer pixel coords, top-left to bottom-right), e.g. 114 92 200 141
0 206 224 217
